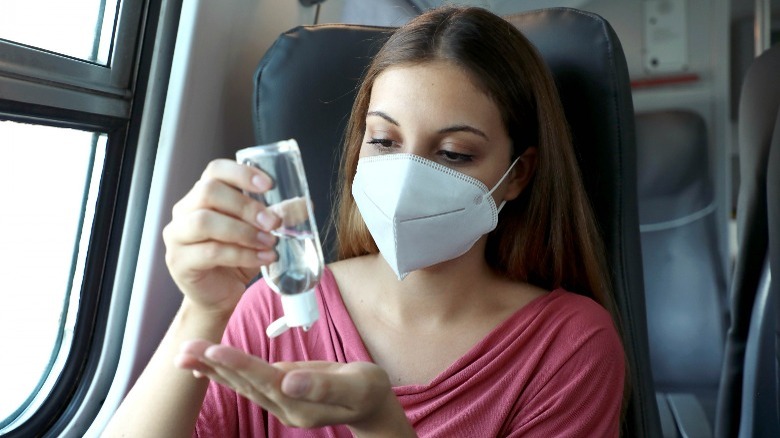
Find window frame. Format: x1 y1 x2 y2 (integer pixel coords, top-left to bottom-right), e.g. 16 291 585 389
0 104 129 435
0 0 162 434
0 0 144 102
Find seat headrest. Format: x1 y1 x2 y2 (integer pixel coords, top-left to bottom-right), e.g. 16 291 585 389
635 110 712 224
253 8 636 262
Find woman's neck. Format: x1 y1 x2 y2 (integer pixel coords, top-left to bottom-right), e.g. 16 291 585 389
347 240 513 327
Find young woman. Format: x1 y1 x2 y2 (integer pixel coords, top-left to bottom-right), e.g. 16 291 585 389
105 6 625 437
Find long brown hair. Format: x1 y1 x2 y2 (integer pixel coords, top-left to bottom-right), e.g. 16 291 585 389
335 6 615 316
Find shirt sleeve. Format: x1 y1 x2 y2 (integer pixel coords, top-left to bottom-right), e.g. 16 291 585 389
507 298 626 437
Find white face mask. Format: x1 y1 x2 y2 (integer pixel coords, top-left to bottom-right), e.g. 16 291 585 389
351 153 518 280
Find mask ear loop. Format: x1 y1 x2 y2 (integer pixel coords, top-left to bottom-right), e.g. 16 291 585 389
487 156 522 212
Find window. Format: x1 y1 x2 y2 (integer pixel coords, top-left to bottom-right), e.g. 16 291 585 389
0 123 107 428
0 0 159 435
0 0 118 64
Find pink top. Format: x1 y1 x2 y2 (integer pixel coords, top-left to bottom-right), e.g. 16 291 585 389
195 268 624 437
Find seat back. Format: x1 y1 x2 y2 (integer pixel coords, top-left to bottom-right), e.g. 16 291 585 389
764 101 780 436
636 110 727 418
717 43 780 438
738 258 777 437
253 8 660 437
735 45 780 438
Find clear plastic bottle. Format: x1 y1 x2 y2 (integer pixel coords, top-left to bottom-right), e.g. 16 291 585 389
236 139 324 337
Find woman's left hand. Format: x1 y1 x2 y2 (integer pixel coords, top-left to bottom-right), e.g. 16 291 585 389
175 340 416 436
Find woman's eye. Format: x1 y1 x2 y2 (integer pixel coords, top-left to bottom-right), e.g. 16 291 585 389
367 138 397 150
438 150 474 163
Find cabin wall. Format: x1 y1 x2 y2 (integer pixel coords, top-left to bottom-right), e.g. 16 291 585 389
588 0 733 271
333 0 416 25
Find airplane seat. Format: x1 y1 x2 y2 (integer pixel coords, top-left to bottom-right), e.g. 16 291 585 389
763 108 780 436
738 255 777 438
716 43 780 438
635 109 728 437
251 8 661 437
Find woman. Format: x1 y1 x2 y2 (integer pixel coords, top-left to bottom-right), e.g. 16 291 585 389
105 5 625 437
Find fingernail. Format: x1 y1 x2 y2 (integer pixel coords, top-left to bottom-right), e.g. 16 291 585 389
252 175 269 190
204 347 226 366
257 250 277 263
256 211 276 229
282 373 311 398
257 231 277 247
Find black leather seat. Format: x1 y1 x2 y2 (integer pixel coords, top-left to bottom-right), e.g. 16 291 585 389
252 8 661 437
716 43 780 438
635 109 728 437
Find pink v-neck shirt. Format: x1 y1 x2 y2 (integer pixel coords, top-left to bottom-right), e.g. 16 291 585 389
195 268 624 437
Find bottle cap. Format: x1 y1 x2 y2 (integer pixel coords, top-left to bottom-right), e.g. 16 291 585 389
265 289 319 338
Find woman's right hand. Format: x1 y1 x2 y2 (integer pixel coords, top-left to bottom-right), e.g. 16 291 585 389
162 159 280 317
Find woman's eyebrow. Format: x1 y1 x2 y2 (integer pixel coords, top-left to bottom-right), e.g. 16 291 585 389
368 111 488 140
438 124 488 140
366 110 399 126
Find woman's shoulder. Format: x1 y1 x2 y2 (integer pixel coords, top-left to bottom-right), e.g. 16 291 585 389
504 289 625 437
326 254 384 297
541 289 617 330
513 288 625 389
327 254 380 277
517 288 623 358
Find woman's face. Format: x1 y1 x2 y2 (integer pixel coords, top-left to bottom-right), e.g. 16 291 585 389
360 61 528 204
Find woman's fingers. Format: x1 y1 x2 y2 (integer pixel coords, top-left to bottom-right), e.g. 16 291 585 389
163 210 278 275
281 363 390 407
164 209 277 250
171 159 281 234
202 158 273 195
176 342 271 396
176 342 395 428
178 339 212 357
166 240 275 272
204 345 285 387
161 159 282 314
271 364 392 427
197 344 285 414
172 176 280 233
174 339 214 375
